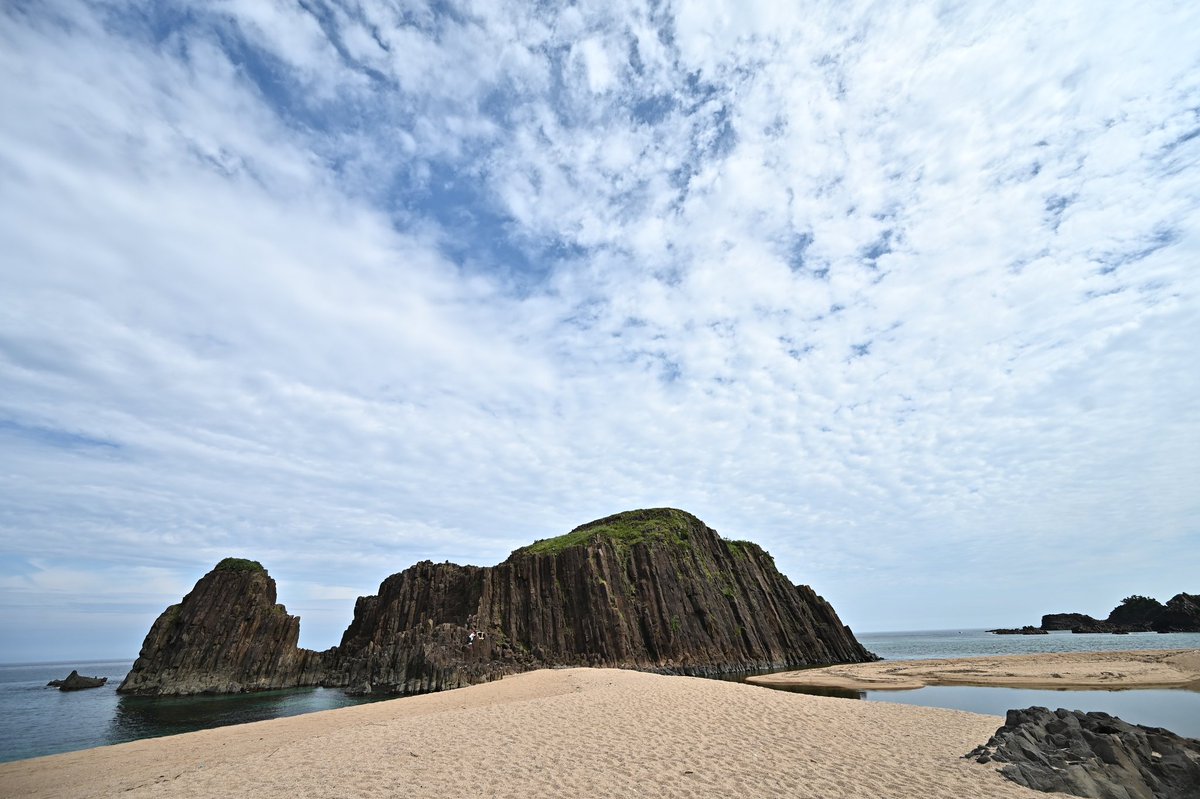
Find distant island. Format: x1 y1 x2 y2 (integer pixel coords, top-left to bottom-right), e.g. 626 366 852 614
119 508 877 696
989 593 1200 635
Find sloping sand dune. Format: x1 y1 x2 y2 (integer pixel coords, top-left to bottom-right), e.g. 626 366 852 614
747 648 1200 692
0 668 1040 799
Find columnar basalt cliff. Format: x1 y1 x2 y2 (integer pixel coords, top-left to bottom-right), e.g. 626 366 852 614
331 509 877 694
118 558 328 695
123 509 877 697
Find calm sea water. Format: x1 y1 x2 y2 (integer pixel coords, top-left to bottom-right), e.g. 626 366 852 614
2 629 1197 763
857 628 1200 661
845 629 1200 738
0 661 383 764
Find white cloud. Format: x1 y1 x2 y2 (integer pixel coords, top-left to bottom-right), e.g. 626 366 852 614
574 37 617 94
1 1 1198 659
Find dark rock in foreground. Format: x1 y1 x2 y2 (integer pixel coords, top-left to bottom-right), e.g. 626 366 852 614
966 706 1200 799
121 509 877 697
46 670 107 691
988 626 1048 635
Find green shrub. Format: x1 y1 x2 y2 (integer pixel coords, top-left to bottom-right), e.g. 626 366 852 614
214 557 266 573
521 508 698 555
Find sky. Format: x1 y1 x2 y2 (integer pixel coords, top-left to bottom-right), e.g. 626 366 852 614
1 1 1198 662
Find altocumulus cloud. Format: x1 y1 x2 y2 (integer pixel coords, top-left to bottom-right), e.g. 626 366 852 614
1 0 1198 659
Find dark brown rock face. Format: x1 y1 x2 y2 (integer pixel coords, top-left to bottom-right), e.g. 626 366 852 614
966 707 1200 799
118 558 328 695
123 509 876 697
331 509 877 694
1154 594 1200 633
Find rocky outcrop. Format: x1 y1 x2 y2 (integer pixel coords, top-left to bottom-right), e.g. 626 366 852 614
966 706 1200 799
989 626 1049 635
1030 613 1139 633
330 509 877 694
118 558 329 696
46 670 106 690
1107 595 1166 629
1154 594 1200 633
124 509 876 696
1038 594 1200 634
1042 613 1101 631
1071 619 1147 635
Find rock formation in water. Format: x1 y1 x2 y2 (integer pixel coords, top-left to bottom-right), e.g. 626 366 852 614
987 626 1048 635
330 508 877 694
1154 593 1200 633
46 670 107 690
966 706 1200 799
1041 613 1100 631
118 558 328 695
123 509 876 696
1038 594 1200 634
1106 595 1166 630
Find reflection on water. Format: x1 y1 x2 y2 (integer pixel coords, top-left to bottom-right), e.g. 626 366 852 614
752 680 1200 739
856 628 1200 661
753 683 865 700
0 660 394 763
863 685 1200 739
110 687 387 745
7 630 1200 763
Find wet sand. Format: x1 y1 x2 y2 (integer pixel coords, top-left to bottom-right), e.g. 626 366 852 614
747 649 1200 692
0 667 1042 799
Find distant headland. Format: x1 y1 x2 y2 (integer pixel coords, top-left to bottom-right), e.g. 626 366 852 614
119 508 877 696
989 593 1200 635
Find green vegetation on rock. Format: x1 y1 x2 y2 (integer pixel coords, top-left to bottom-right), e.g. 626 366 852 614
724 539 756 559
160 603 181 626
214 557 266 573
520 508 698 556
1109 594 1166 625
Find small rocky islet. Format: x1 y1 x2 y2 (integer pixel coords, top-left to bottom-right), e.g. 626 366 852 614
46 670 107 691
118 508 878 697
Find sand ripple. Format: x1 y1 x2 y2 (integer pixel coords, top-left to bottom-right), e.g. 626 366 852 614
0 668 1041 798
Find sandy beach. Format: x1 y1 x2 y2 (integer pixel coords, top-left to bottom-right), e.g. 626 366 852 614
0 667 1041 799
748 649 1200 692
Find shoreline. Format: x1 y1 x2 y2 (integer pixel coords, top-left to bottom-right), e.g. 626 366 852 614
0 667 1041 799
747 649 1200 692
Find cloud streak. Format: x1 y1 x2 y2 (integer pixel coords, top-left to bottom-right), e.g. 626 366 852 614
1 0 1198 658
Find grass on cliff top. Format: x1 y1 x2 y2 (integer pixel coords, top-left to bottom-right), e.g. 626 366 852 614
214 557 266 573
521 508 700 556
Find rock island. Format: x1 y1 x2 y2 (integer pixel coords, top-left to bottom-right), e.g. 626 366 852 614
119 508 877 696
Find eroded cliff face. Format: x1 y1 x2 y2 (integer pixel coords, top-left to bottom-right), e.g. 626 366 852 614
118 558 328 695
123 510 877 696
331 509 876 694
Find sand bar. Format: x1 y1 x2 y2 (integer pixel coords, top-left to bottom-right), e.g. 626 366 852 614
747 649 1200 692
0 667 1041 799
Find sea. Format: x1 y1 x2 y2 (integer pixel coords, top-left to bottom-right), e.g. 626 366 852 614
1 629 1197 764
